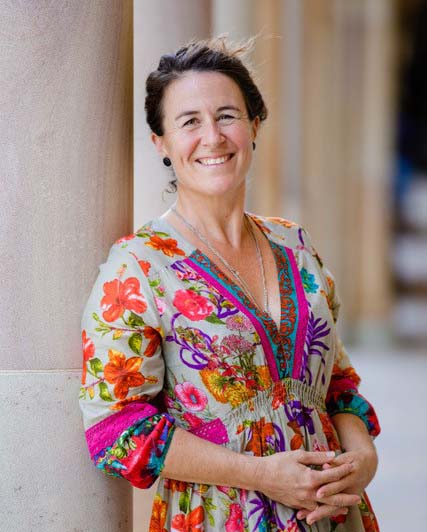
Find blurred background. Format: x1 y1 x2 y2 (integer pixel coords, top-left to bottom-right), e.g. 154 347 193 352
1 1 426 531
134 1 427 530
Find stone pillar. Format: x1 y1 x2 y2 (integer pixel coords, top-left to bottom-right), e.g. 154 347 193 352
212 0 300 219
300 0 395 339
0 2 133 531
212 0 256 41
279 0 304 223
356 0 395 343
133 2 211 529
134 0 212 228
249 0 283 215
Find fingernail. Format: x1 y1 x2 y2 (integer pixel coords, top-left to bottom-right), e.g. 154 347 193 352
326 451 335 457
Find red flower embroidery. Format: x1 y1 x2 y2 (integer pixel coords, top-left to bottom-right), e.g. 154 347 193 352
115 234 135 244
225 503 244 531
81 329 95 385
175 382 208 412
164 478 188 493
101 277 147 322
140 260 151 275
173 289 215 321
183 412 203 429
143 326 162 357
331 513 347 525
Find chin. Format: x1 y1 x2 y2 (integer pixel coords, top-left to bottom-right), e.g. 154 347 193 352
201 174 244 196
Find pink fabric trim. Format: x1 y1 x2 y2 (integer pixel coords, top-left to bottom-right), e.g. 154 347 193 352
184 257 280 382
287 248 310 379
85 402 158 459
189 417 229 445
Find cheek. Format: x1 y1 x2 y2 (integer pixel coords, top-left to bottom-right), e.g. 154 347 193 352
174 138 199 162
232 127 253 149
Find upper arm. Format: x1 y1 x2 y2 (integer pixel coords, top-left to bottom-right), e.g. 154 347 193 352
79 241 175 488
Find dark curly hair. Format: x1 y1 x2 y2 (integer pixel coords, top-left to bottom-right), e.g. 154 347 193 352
145 35 268 193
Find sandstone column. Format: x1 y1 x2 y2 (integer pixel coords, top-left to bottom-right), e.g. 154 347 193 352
0 2 133 530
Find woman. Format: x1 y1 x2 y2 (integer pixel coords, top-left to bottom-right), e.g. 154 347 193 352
79 37 381 531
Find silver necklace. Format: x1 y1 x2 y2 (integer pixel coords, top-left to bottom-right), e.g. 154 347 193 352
170 205 270 315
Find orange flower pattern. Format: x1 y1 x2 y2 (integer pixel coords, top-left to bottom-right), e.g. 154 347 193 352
145 234 186 257
104 349 146 400
149 495 168 532
101 277 147 322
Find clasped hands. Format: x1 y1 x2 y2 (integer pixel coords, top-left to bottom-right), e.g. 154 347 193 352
257 447 378 526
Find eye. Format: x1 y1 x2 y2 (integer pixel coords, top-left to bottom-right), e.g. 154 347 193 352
218 114 236 121
217 113 238 125
182 117 198 127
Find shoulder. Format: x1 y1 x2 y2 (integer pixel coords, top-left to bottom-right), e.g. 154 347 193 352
107 218 187 279
249 213 316 253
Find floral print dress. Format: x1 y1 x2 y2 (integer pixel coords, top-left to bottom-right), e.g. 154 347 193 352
79 214 381 532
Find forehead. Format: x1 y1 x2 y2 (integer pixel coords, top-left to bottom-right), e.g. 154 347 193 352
162 71 245 116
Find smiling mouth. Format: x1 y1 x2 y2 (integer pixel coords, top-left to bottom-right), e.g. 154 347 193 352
196 154 234 166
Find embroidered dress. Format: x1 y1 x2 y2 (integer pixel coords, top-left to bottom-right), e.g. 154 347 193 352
79 215 381 531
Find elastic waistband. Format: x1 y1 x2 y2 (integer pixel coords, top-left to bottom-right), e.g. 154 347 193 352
223 376 326 426
282 377 326 411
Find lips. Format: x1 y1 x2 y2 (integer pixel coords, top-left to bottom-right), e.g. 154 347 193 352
196 153 234 166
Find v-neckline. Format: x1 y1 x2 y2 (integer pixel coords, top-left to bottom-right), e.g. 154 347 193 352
152 212 284 332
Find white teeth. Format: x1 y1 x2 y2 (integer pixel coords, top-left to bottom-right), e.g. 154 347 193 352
198 155 231 166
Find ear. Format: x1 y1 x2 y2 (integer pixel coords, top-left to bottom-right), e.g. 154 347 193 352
151 132 168 157
251 116 261 141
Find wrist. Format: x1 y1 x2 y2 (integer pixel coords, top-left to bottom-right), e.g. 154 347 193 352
236 455 264 491
344 440 377 460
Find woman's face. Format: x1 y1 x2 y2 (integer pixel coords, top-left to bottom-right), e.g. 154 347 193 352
152 70 260 198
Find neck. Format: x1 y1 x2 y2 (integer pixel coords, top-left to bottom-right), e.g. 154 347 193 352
170 186 248 249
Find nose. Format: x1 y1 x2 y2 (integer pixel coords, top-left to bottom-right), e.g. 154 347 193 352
200 117 225 146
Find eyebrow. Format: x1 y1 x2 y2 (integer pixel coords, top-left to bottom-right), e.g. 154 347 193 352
174 105 242 122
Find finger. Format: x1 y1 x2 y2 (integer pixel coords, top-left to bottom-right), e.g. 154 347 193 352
297 450 336 466
317 493 361 507
313 462 354 485
296 509 310 520
306 504 349 526
329 453 354 466
316 477 353 498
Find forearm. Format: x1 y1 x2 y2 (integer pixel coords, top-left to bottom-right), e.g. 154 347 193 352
316 413 379 498
161 426 262 490
332 413 377 456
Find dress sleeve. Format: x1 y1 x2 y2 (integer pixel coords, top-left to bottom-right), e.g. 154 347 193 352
301 227 381 439
79 240 176 489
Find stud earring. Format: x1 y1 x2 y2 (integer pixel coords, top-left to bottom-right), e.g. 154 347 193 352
252 142 256 151
163 157 171 167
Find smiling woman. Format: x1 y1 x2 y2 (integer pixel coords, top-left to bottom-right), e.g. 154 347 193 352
79 36 381 531
151 70 259 199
